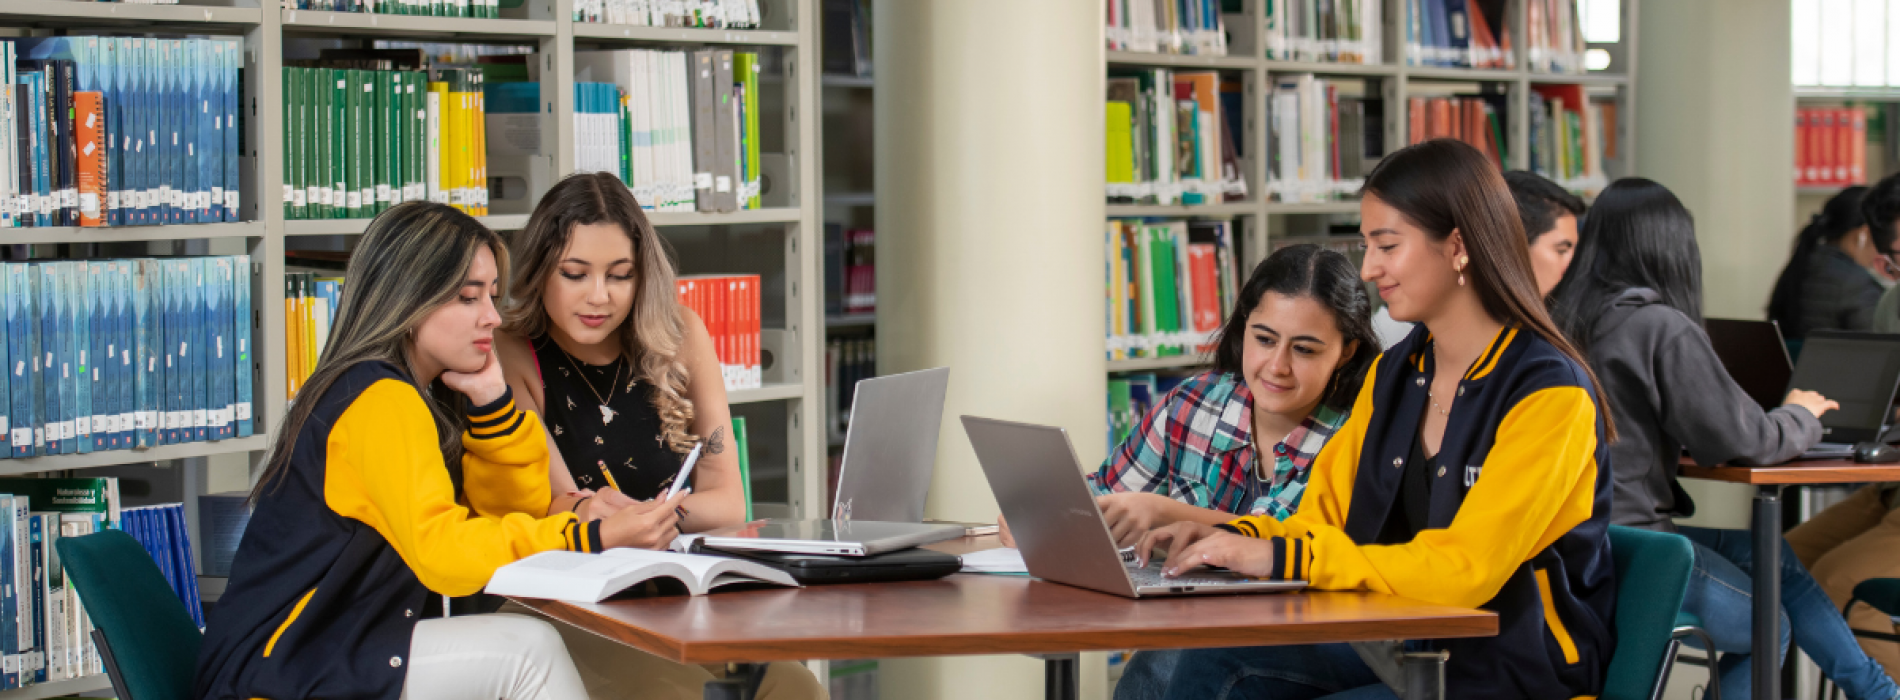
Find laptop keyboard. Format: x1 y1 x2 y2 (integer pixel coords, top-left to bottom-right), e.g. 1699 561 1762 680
1125 561 1253 588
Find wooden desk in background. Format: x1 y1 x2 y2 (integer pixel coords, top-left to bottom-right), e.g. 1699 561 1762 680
1677 459 1900 700
509 536 1497 700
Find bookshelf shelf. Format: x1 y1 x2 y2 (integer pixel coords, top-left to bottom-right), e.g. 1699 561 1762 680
824 192 875 207
0 0 262 26
1795 88 1900 101
826 313 874 328
728 382 804 405
1108 356 1209 373
0 222 266 244
646 208 802 227
1264 60 1399 77
1108 202 1259 218
279 10 556 38
284 215 530 237
0 674 114 700
0 436 271 479
1527 72 1627 87
1400 66 1523 82
570 22 798 46
1265 201 1363 214
1106 51 1256 71
821 74 874 89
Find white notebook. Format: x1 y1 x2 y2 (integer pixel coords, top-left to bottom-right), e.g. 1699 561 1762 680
485 549 800 603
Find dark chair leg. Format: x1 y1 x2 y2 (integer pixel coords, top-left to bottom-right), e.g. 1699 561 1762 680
1672 627 1721 700
1650 638 1683 700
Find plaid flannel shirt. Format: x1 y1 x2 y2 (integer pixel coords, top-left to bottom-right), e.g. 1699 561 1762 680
1089 371 1345 520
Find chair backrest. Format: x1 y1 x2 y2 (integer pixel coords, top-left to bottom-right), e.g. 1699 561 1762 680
1601 525 1696 700
57 530 203 700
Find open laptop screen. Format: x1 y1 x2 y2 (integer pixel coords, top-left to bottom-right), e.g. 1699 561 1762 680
1704 318 1791 412
1787 331 1900 444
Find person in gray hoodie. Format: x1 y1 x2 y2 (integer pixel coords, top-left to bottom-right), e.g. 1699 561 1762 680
1550 177 1900 700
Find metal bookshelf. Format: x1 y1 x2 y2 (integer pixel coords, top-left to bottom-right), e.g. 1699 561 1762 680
0 1 826 689
1106 0 1641 377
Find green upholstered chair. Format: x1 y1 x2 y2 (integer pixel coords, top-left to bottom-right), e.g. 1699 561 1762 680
1604 525 1713 700
1819 578 1900 699
57 529 203 700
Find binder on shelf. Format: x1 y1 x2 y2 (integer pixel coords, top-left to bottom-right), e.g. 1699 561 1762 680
73 265 91 455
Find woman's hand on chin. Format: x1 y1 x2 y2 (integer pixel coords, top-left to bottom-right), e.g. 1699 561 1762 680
441 347 508 407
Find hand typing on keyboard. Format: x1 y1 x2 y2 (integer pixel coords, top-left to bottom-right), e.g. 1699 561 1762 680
1134 521 1280 579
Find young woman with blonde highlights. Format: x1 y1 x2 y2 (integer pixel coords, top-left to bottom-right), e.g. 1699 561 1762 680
493 172 821 699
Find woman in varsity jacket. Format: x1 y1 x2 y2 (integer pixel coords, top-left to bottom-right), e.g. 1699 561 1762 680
195 202 683 700
1137 139 1619 700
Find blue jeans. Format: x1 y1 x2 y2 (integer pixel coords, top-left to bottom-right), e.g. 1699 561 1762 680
1155 643 1397 700
1679 526 1900 700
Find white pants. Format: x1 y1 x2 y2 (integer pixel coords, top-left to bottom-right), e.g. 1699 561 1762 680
399 613 588 700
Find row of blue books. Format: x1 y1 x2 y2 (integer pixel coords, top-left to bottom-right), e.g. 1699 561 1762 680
1 36 243 228
0 256 256 459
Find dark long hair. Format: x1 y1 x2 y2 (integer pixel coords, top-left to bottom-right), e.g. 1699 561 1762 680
1360 138 1616 440
253 202 507 500
1768 186 1869 334
1549 178 1702 347
1212 244 1378 412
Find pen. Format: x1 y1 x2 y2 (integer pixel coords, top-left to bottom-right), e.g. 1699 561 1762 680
666 443 704 499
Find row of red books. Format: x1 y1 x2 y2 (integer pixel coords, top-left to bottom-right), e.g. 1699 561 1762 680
676 274 761 391
1796 107 1867 188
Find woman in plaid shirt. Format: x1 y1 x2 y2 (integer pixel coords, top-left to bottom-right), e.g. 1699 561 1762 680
996 245 1379 699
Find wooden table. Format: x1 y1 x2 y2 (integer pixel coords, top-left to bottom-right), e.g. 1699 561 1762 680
1677 459 1900 700
509 537 1497 700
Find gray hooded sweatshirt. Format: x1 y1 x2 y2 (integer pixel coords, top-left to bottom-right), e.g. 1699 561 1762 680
1583 288 1823 531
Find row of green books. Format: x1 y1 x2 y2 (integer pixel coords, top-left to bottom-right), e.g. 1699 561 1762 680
282 65 490 220
1106 219 1239 361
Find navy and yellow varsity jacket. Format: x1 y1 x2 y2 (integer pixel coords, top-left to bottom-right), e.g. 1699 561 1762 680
194 361 602 700
1219 326 1617 700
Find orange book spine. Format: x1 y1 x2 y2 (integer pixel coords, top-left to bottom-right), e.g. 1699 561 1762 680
75 92 108 227
1794 109 1808 186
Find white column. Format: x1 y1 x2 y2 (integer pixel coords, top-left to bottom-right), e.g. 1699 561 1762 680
873 0 1109 697
1637 0 1794 323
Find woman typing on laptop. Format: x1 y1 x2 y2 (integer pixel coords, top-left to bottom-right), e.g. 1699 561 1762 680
1135 140 1617 700
1024 244 1378 698
1548 179 1899 699
1000 244 1378 555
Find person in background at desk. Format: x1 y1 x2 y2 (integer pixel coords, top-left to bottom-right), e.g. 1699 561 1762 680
1002 244 1379 698
1769 185 1888 351
1866 173 1900 334
493 173 823 699
1549 178 1900 700
1371 170 1583 349
195 203 684 700
1787 484 1900 682
1136 139 1618 700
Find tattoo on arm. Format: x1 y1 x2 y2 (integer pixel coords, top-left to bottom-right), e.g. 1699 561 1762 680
704 426 726 455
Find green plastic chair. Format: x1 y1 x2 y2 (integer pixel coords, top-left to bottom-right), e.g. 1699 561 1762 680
1818 578 1900 699
1604 525 1706 700
57 530 203 700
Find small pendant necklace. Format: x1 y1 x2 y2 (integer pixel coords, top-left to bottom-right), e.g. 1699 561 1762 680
558 346 622 425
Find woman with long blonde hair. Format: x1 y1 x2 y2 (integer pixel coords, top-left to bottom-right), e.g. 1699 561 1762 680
196 202 680 700
494 172 822 699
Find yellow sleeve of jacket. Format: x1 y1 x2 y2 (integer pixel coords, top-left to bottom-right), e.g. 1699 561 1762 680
1222 374 1601 610
324 380 602 597
460 389 555 520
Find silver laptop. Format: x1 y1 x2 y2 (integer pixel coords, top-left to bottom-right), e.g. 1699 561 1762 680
961 416 1306 598
830 367 952 522
687 519 965 557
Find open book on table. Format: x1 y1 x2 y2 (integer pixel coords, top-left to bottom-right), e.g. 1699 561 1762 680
485 549 801 603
